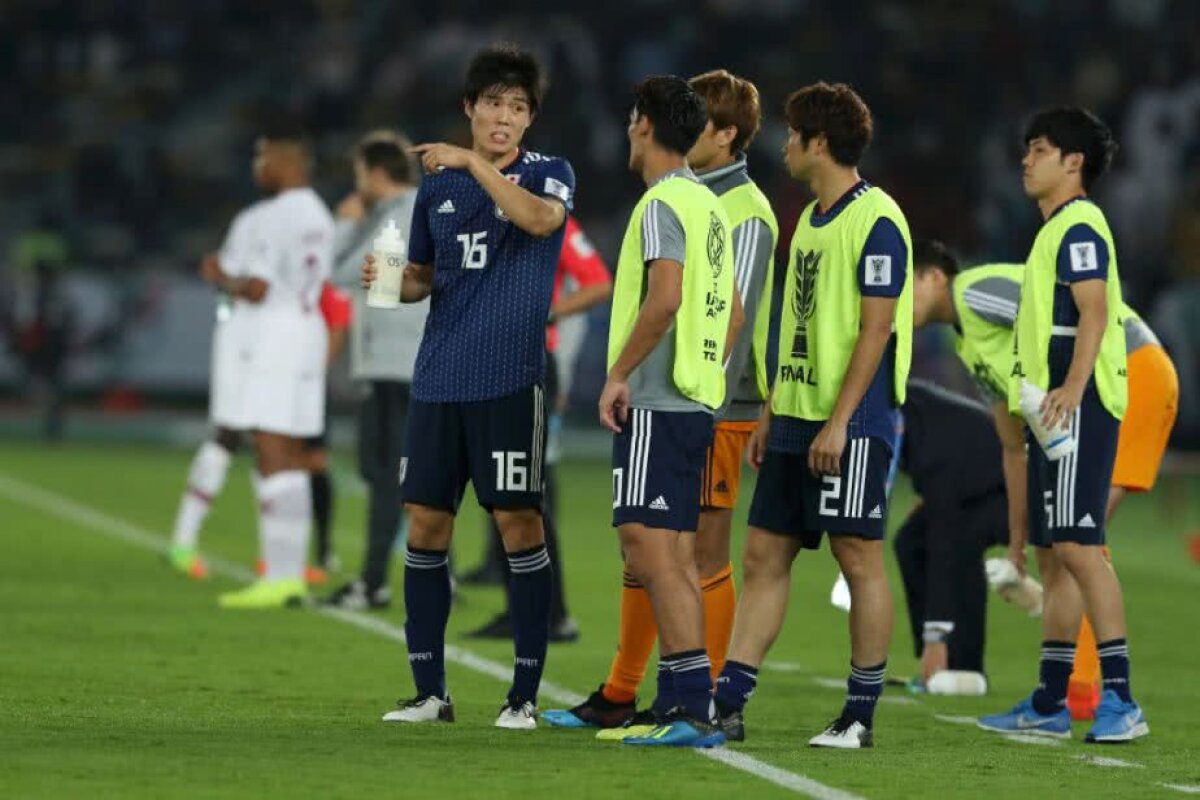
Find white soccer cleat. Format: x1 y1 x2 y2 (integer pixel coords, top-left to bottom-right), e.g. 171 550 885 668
382 694 455 723
808 716 873 749
494 698 538 730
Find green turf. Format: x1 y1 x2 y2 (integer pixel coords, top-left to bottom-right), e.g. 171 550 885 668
2 442 1200 798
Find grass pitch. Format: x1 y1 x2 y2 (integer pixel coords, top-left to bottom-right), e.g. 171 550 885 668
2 442 1200 798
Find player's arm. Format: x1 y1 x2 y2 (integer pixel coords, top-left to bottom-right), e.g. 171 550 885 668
468 156 567 237
552 221 612 321
202 253 268 303
992 401 1030 575
607 259 682 381
809 219 907 476
1042 225 1111 429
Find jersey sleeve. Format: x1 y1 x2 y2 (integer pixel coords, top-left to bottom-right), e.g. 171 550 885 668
407 179 434 265
641 200 686 266
539 158 576 212
960 275 1020 328
857 217 907 298
319 283 353 329
560 219 610 286
1056 223 1110 283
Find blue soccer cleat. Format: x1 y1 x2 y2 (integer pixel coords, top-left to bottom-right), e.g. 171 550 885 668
1085 690 1149 743
623 714 726 748
977 694 1072 738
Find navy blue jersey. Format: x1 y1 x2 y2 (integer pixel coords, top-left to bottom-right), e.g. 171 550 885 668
407 150 575 402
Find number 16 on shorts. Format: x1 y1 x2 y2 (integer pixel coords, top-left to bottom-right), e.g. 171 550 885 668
492 450 528 492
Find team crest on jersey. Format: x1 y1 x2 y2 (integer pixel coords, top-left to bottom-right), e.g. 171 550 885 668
707 212 726 277
495 173 522 220
790 249 822 359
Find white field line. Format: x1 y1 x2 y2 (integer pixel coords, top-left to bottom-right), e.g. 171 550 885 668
1075 755 1144 769
933 714 979 726
1002 734 1063 746
1163 785 1200 795
0 472 863 800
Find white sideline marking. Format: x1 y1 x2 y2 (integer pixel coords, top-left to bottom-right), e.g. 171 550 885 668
762 661 809 673
1076 755 1143 769
0 472 862 800
1002 734 1063 746
812 677 845 690
1163 785 1200 795
933 714 978 726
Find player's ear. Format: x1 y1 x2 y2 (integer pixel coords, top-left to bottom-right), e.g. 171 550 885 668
463 97 475 120
716 124 737 149
1062 151 1084 176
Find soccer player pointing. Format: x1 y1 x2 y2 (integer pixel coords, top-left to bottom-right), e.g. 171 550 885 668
364 45 574 730
713 83 913 749
600 76 735 748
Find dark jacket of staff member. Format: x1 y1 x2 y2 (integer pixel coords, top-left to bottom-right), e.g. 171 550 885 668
895 379 1009 680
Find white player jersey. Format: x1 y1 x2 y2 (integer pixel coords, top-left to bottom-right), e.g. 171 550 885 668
245 187 335 320
219 199 272 278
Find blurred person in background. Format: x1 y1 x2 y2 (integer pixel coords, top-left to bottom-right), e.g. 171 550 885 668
322 130 427 612
464 212 612 644
168 122 335 610
301 282 353 584
4 214 71 441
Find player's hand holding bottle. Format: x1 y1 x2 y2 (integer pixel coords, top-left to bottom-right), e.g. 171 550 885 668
361 253 378 289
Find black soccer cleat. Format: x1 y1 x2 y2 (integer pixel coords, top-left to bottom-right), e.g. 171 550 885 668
543 685 638 729
716 706 746 742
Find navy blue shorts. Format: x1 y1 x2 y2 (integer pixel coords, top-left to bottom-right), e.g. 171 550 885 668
611 408 713 532
1028 383 1118 548
748 437 892 547
401 384 547 513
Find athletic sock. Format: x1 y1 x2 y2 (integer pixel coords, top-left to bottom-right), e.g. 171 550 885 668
651 662 674 718
257 471 311 581
843 661 886 727
310 469 333 564
1097 638 1133 704
171 441 231 549
507 545 553 705
404 546 451 699
602 570 658 705
701 562 736 679
714 659 759 714
662 649 714 722
1031 640 1075 715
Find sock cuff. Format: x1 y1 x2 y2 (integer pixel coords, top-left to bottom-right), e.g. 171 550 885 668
663 649 710 673
724 660 760 677
700 562 734 591
258 470 309 496
507 545 550 574
1097 638 1127 649
622 570 644 589
257 471 311 516
850 661 887 684
405 546 449 570
1042 640 1075 649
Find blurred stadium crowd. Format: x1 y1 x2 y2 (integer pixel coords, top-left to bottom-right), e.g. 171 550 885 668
2 0 1199 441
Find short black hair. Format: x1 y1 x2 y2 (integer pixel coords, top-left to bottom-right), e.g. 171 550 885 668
258 111 309 146
632 76 708 156
784 82 873 167
463 44 544 114
912 239 959 277
354 130 417 184
1024 107 1118 190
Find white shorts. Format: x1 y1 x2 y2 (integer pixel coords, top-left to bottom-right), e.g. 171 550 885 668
210 312 327 438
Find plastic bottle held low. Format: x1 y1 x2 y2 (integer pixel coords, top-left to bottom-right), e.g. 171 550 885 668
1018 379 1076 461
926 670 989 696
367 219 406 309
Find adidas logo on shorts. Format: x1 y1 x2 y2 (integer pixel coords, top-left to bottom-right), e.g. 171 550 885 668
1078 513 1096 528
649 496 670 511
437 200 456 214
868 505 883 519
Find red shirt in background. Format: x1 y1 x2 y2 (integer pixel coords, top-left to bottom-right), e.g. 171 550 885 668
319 282 353 331
548 215 609 352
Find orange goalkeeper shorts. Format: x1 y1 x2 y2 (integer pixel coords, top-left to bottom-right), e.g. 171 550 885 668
1112 344 1178 492
700 419 757 509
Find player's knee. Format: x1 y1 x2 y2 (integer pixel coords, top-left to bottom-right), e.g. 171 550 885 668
741 538 789 585
494 507 544 551
406 504 453 550
832 536 882 584
1052 541 1106 579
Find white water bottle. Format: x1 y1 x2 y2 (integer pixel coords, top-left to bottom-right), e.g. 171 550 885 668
366 219 407 309
1018 379 1075 461
985 557 1044 616
927 670 989 696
